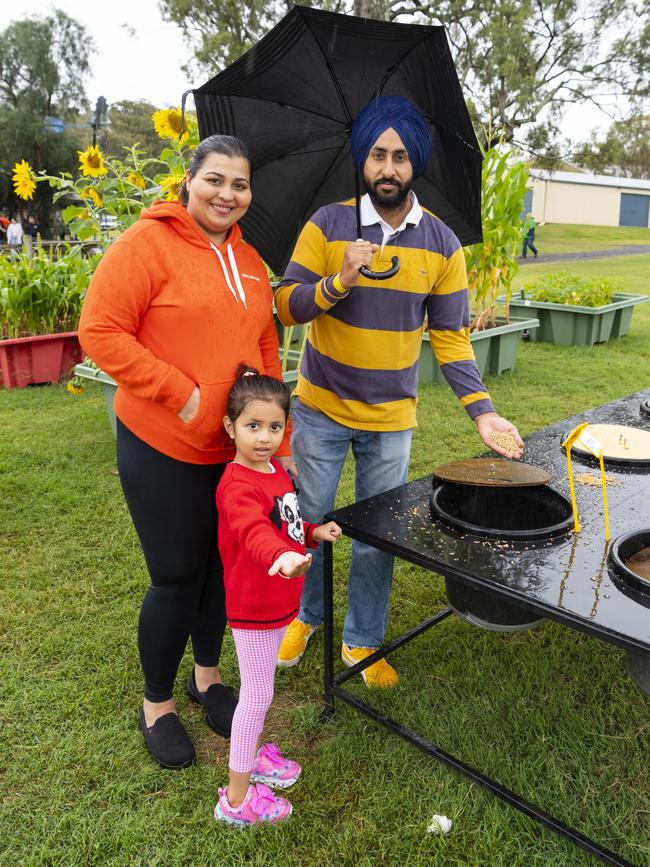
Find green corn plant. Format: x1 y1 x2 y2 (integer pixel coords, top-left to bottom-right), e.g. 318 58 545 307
465 141 531 331
0 243 99 339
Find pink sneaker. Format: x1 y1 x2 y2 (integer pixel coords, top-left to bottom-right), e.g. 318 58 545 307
214 782 292 826
250 742 302 789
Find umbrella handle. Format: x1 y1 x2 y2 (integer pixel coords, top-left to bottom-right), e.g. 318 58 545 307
359 256 400 280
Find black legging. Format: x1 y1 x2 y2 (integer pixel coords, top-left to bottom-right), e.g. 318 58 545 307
116 419 227 702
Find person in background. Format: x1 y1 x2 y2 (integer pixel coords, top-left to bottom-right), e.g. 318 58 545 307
6 216 23 247
79 135 293 770
275 96 523 687
24 215 40 241
0 212 10 239
522 215 538 258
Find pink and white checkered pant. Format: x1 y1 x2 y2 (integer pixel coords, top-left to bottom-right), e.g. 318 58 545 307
229 626 287 773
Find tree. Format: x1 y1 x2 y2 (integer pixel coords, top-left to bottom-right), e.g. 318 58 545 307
159 0 650 151
159 0 344 72
0 10 95 228
573 114 650 179
104 100 163 163
0 10 94 116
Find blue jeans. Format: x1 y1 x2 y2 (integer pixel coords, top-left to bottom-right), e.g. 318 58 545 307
290 399 413 648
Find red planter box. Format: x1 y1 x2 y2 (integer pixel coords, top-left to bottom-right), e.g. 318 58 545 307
0 332 83 388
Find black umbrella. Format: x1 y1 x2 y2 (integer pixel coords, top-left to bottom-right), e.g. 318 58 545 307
189 5 482 277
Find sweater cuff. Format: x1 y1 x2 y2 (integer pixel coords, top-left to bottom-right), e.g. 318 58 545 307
270 547 292 567
320 274 349 303
152 365 196 412
305 523 319 549
465 397 496 420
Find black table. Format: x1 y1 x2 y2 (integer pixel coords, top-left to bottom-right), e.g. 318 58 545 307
324 389 650 867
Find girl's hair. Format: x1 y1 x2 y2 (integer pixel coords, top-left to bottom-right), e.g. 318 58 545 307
226 363 291 422
178 135 250 204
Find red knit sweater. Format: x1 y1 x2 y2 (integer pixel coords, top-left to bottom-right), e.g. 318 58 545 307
217 460 319 629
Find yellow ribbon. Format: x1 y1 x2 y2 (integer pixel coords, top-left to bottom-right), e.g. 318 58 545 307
562 422 610 541
562 422 588 534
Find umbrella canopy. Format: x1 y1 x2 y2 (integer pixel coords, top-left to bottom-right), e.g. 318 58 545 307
192 5 482 276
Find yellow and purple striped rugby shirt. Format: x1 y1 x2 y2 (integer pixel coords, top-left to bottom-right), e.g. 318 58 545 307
275 196 494 431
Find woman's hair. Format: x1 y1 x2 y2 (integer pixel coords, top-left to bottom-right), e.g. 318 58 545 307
226 363 291 422
178 135 250 204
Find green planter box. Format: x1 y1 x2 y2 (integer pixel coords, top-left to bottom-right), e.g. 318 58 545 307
506 292 648 346
419 317 539 385
74 361 300 439
74 363 118 436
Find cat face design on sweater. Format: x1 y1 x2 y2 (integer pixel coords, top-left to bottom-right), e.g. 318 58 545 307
269 491 304 544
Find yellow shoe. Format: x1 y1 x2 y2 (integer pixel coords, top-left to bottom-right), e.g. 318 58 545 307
277 619 319 667
341 643 399 688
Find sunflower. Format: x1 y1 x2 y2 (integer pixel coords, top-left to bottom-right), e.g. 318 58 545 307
128 172 146 190
78 145 108 177
81 187 103 207
152 108 189 144
160 173 185 201
12 160 36 200
66 378 85 395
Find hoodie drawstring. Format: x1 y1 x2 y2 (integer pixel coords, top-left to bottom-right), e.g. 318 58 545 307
210 243 247 310
227 244 247 307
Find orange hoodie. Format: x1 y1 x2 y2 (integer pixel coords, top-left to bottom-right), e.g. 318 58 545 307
79 200 289 464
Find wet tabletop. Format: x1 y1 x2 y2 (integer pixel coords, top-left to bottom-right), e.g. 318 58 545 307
328 390 650 653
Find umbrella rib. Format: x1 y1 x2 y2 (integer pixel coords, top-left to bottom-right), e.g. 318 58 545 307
244 98 348 129
376 30 481 154
374 32 439 112
299 7 353 126
296 140 351 231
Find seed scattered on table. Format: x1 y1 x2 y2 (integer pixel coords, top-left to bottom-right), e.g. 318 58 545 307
574 472 622 487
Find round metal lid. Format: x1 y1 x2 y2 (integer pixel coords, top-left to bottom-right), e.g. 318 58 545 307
432 458 550 487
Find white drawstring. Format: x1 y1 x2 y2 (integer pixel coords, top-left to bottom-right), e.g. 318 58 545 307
210 242 242 307
227 244 247 308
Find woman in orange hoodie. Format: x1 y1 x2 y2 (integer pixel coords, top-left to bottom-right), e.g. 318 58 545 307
79 135 293 770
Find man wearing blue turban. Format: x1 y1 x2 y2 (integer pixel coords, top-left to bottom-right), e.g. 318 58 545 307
350 95 433 185
275 96 523 686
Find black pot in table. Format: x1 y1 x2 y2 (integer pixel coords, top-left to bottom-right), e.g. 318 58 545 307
608 528 650 696
430 482 574 631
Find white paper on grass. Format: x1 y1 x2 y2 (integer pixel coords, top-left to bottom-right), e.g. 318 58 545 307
427 814 452 834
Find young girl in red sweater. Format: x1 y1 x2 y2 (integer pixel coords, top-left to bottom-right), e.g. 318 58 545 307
215 365 341 825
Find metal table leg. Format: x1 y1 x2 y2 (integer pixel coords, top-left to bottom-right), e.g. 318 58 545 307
322 539 635 867
322 540 335 720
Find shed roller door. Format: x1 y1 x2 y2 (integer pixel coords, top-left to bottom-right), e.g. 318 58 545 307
619 193 649 227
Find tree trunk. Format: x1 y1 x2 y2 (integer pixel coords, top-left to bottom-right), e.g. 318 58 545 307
354 0 370 15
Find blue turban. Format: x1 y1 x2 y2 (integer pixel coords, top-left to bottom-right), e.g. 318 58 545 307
350 96 432 179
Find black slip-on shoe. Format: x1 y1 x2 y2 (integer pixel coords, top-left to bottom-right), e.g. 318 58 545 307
139 707 195 770
186 669 238 738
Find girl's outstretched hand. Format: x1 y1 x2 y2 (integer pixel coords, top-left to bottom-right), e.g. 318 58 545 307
269 551 312 578
312 521 342 542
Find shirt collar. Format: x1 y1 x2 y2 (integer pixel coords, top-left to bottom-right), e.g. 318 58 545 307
359 190 423 233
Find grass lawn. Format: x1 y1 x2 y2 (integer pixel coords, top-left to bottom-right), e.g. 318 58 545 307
1 254 649 866
534 223 650 255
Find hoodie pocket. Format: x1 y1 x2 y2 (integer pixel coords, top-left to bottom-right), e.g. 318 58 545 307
179 382 231 451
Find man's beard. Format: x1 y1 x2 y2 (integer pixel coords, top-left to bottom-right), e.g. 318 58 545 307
366 177 411 209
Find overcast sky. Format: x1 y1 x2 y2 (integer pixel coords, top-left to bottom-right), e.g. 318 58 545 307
12 0 611 147
11 0 197 108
